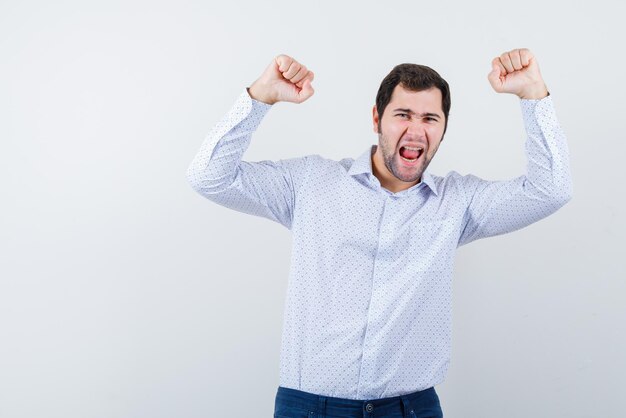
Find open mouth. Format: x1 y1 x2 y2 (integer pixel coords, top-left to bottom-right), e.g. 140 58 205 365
399 145 424 163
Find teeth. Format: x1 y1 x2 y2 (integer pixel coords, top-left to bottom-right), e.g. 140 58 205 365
403 146 424 151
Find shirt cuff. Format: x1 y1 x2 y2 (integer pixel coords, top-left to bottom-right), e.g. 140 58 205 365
207 88 273 143
245 87 274 108
520 93 559 136
228 87 273 126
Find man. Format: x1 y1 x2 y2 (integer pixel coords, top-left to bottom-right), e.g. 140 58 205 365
187 49 572 418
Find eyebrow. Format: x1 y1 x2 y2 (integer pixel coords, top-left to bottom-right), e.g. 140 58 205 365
393 108 442 119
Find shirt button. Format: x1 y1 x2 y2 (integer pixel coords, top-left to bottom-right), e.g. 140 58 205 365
365 403 374 412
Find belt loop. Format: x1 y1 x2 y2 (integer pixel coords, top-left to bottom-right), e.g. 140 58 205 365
318 395 326 418
400 394 411 418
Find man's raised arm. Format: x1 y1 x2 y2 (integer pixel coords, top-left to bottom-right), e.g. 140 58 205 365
458 48 573 246
186 55 314 229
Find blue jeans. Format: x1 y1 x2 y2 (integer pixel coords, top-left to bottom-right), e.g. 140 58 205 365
273 386 443 418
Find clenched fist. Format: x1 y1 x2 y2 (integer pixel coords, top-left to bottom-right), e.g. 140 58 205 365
248 54 315 105
488 48 549 100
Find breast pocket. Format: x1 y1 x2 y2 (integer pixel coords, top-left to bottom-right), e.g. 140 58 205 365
407 219 457 272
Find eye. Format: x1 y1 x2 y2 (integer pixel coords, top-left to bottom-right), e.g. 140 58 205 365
396 113 410 119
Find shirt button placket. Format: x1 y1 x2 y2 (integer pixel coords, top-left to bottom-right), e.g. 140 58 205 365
380 197 393 237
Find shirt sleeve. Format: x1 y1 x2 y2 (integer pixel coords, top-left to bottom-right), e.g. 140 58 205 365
457 94 573 247
186 88 308 230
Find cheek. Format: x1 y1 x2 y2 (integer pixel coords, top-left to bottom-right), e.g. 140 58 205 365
388 129 406 147
381 136 397 153
382 119 404 135
427 141 442 158
427 127 444 146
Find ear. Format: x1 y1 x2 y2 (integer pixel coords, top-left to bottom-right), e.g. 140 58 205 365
372 105 380 133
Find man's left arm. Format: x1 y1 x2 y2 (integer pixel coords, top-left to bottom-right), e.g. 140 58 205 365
458 48 573 246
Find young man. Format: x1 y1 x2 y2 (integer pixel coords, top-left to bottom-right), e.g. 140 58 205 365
187 49 572 418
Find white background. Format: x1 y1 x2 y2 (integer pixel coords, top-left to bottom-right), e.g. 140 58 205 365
1 0 624 417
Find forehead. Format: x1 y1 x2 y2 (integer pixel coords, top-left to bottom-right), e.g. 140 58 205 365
387 85 443 113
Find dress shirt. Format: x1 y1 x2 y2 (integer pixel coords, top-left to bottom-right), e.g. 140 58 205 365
186 88 572 400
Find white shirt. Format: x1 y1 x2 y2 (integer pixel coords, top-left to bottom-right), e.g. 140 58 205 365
186 88 572 400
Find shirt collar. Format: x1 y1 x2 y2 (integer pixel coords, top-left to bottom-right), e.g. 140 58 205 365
348 145 438 196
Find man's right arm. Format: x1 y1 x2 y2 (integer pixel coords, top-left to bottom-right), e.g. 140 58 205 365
186 55 315 230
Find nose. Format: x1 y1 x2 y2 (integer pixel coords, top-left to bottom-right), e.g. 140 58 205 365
406 120 427 138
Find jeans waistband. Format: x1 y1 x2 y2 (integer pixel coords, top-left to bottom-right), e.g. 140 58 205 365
276 386 436 417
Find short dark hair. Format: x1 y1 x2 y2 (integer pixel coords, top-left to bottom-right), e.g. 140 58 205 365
375 63 451 134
